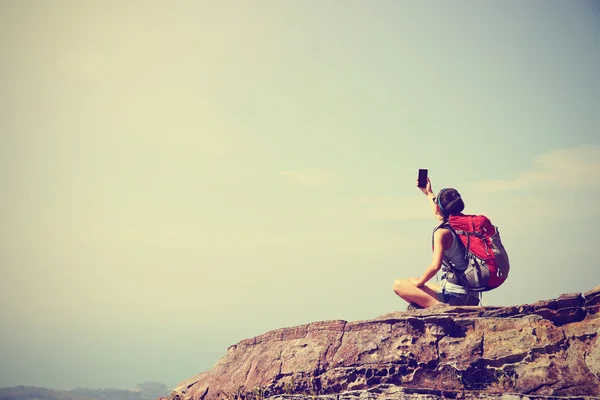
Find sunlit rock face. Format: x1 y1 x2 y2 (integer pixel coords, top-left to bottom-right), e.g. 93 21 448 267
164 286 600 400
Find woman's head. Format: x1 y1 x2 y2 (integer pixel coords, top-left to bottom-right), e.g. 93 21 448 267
435 188 464 219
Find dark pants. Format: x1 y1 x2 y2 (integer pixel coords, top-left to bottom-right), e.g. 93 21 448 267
407 290 479 310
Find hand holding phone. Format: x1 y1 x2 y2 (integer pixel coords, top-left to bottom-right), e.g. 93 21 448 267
417 169 428 188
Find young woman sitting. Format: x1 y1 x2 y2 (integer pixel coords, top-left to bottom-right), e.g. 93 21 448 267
392 178 480 309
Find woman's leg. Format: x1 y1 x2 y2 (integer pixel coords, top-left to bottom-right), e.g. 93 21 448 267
392 278 441 308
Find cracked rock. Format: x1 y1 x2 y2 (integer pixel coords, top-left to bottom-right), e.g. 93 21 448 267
165 286 600 400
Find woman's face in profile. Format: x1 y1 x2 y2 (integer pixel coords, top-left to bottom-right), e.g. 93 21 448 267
430 194 444 221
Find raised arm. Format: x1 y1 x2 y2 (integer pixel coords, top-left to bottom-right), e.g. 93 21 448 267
417 177 442 220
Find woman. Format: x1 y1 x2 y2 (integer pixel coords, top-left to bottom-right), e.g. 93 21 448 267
392 177 480 309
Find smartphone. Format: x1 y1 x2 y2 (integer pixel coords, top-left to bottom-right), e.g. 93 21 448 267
418 169 428 188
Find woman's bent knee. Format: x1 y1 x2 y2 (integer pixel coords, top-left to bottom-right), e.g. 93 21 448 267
393 278 411 295
393 277 441 309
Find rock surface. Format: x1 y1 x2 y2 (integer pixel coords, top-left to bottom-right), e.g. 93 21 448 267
166 286 600 400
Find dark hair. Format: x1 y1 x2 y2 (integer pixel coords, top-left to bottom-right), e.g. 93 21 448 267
437 188 465 217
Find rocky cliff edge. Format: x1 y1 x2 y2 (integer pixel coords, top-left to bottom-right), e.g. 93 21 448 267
165 286 600 400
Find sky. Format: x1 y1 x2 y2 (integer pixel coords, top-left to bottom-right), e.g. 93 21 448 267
1 0 599 392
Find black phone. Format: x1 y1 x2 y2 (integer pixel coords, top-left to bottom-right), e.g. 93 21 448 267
418 169 428 188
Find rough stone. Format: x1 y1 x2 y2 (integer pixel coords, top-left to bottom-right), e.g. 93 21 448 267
164 286 600 400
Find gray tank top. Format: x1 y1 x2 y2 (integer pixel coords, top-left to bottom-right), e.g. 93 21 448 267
433 225 469 290
441 227 468 271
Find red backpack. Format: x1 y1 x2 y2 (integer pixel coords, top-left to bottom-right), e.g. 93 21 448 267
442 214 510 292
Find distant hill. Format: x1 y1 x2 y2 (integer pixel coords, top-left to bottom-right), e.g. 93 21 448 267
0 382 171 400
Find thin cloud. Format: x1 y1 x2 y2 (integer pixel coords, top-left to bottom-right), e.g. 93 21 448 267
280 168 335 186
471 145 600 193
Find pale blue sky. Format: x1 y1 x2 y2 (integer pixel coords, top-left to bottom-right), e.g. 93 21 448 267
1 0 599 391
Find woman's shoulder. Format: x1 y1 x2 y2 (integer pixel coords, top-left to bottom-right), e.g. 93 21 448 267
434 226 455 248
434 225 453 236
